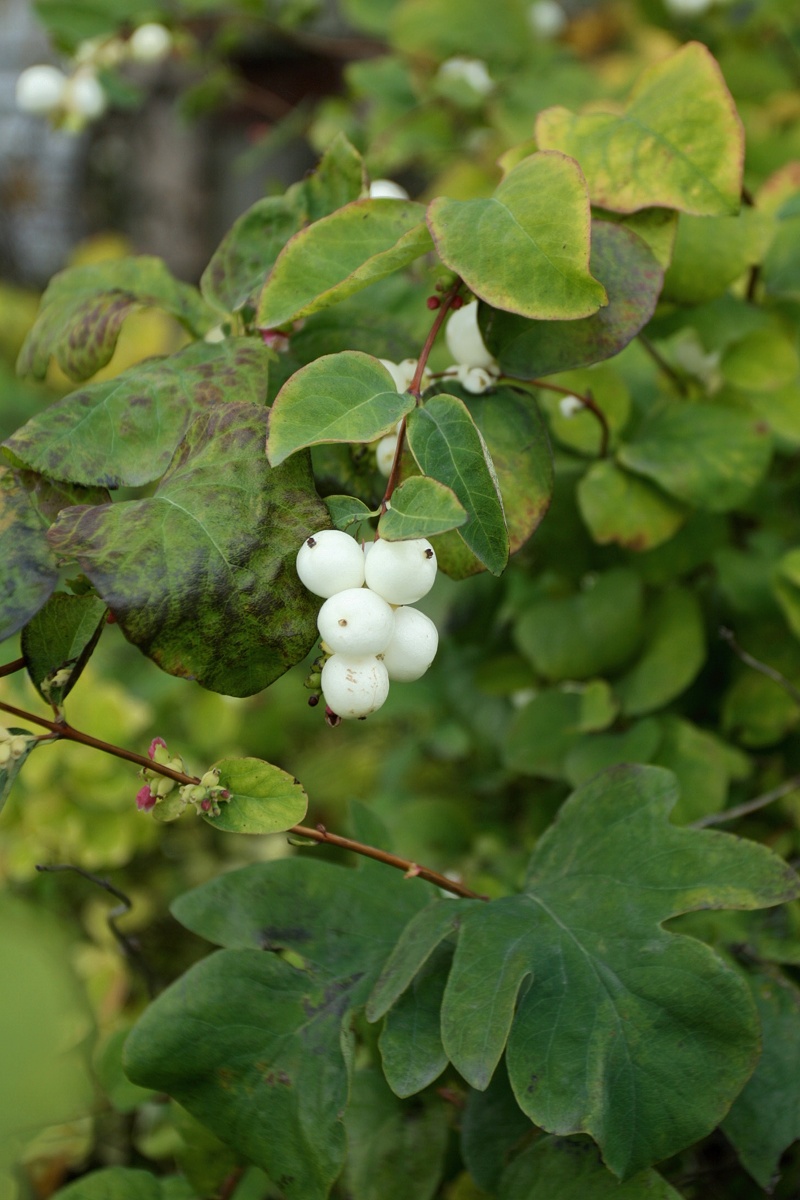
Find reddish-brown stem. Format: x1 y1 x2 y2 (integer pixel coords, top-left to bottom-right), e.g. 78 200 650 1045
380 281 462 515
506 377 610 457
638 333 688 395
292 823 485 900
0 658 25 679
0 698 485 901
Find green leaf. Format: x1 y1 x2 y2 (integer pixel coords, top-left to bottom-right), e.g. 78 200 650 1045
406 393 509 575
379 476 467 540
722 967 800 1188
201 196 306 315
505 688 585 780
429 385 553 579
17 258 213 382
378 943 452 1098
325 494 376 535
577 460 687 551
368 900 472 1021
257 201 432 330
461 1061 536 1194
763 213 800 302
203 757 308 834
662 209 773 305
0 468 107 643
536 43 743 217
47 403 328 697
390 0 531 65
5 339 271 489
610 208 679 270
267 352 414 466
125 858 434 1200
427 153 606 320
720 328 800 392
563 719 663 788
618 403 772 512
294 133 367 223
775 549 800 640
615 587 706 717
653 717 750 825
514 568 644 683
480 222 662 377
0 728 40 816
498 1137 684 1200
125 950 348 1200
438 766 799 1177
51 1168 181 1200
21 592 107 708
344 1067 449 1200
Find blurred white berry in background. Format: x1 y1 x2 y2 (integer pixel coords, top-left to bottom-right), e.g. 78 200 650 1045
65 69 107 118
129 23 173 63
664 0 711 14
437 57 495 98
376 434 399 477
529 0 568 38
15 65 67 115
369 179 410 200
558 394 584 418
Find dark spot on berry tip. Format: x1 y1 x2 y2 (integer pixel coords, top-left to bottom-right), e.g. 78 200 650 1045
425 548 434 558
307 536 316 547
358 715 367 721
338 618 347 626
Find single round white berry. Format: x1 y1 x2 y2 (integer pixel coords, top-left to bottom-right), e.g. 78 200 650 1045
129 23 173 63
321 655 390 718
376 435 398 477
664 0 711 12
558 394 583 418
370 179 410 200
437 57 495 98
461 365 496 394
381 606 438 681
317 588 395 657
15 65 67 114
365 537 437 605
296 530 366 598
445 301 496 370
528 0 568 37
66 70 107 118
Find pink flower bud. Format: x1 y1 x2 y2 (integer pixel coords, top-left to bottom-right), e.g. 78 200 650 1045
148 737 167 761
136 785 157 811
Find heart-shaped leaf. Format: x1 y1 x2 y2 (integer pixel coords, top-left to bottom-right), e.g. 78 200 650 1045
378 476 467 541
203 757 308 834
427 152 606 320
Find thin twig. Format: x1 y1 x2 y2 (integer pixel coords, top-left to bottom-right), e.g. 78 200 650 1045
746 263 761 304
510 376 610 457
292 823 486 900
35 863 157 995
720 626 800 707
692 774 800 829
380 280 463 513
0 699 484 901
0 658 25 679
638 333 688 395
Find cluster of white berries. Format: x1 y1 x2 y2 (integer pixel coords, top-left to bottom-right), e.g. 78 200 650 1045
442 300 501 394
296 530 439 719
15 23 172 127
373 358 430 477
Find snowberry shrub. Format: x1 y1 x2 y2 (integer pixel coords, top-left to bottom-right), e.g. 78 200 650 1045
5 12 800 1200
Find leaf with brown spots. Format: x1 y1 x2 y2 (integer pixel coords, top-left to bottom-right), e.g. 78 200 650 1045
5 339 271 488
0 466 108 642
46 403 329 696
124 855 434 1200
17 257 214 382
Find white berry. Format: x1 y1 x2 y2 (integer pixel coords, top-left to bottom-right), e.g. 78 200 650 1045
296 530 366 598
129 23 173 63
460 365 497 394
376 435 398 477
370 179 410 200
317 588 395 657
365 537 437 605
66 70 106 118
437 57 495 98
321 655 390 718
445 301 496 370
528 0 568 37
558 394 583 418
16 65 67 114
381 607 438 681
